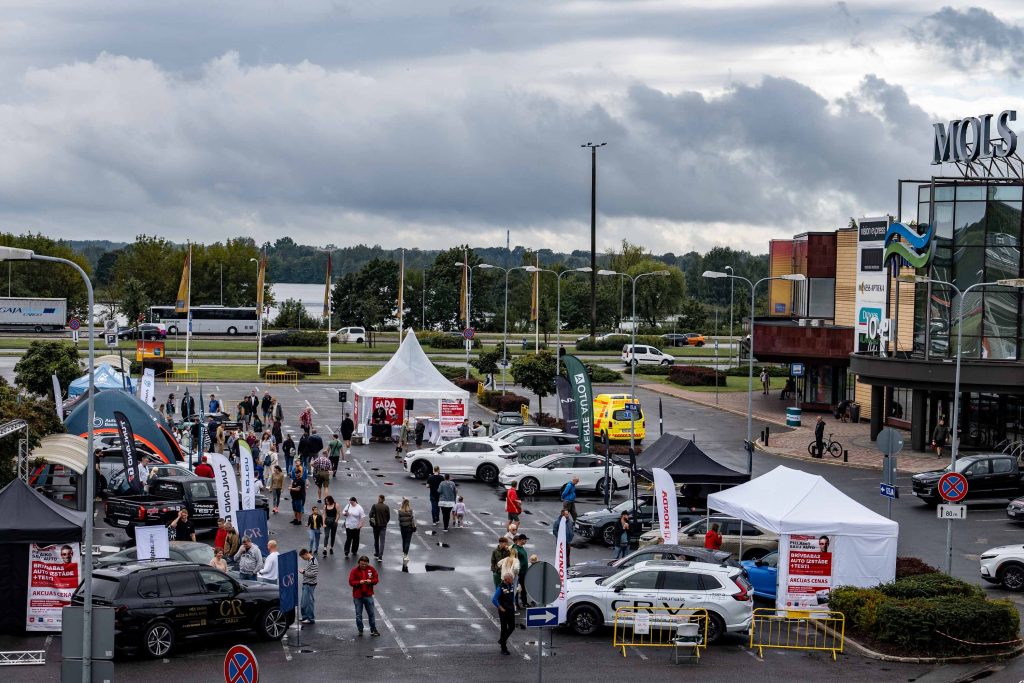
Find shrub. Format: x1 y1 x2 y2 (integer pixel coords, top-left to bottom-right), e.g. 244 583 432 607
668 365 726 387
532 412 562 429
286 358 320 375
259 363 305 380
262 330 327 347
419 331 481 349
480 390 504 410
585 364 622 383
130 357 174 377
498 395 531 413
723 365 789 377
432 364 465 380
878 573 983 600
634 364 673 376
896 556 940 579
452 377 480 393
575 334 661 351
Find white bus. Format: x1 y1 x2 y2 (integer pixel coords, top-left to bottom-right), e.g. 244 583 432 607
149 305 259 335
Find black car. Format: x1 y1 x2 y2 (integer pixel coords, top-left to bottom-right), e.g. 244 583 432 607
72 560 291 658
117 323 166 340
911 454 1024 506
574 495 707 546
567 544 735 579
96 541 215 568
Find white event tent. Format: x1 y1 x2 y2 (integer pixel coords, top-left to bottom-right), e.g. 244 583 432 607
349 330 470 438
708 465 898 610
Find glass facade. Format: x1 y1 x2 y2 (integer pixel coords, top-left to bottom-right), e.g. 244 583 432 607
913 182 1024 361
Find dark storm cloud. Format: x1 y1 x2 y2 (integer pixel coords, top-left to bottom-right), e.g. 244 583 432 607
910 6 1024 76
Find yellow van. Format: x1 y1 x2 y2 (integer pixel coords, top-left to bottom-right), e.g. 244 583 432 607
593 393 645 443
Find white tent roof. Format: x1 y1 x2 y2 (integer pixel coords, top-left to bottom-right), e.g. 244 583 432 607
707 465 899 537
350 330 470 401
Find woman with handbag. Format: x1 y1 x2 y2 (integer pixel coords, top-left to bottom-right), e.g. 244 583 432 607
289 466 306 525
323 496 339 556
398 498 416 569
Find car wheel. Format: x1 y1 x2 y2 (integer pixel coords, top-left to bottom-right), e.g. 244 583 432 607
568 604 602 636
595 478 608 495
227 326 237 335
660 359 671 365
601 523 617 547
411 460 431 479
142 621 175 658
168 326 178 335
356 337 364 344
1000 563 1024 591
631 359 639 366
258 607 289 640
477 463 499 485
33 325 43 333
696 341 705 347
742 548 768 561
519 477 540 497
703 612 726 645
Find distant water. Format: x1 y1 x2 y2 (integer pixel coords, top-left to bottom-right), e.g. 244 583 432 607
270 282 330 323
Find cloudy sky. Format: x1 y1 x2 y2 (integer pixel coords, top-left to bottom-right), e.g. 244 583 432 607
1 1 1022 255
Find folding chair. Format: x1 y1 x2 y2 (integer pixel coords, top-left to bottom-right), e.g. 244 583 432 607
672 622 701 664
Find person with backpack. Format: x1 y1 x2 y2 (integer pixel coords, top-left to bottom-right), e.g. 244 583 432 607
165 393 177 421
560 476 579 520
328 433 344 474
311 450 332 503
282 433 296 477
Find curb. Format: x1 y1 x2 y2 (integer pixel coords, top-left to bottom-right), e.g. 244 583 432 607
637 384 791 429
837 627 1024 665
755 439 882 473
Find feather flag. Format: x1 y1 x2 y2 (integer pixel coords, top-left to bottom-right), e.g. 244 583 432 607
530 253 539 321
175 246 191 313
459 249 468 322
323 252 332 318
255 251 267 314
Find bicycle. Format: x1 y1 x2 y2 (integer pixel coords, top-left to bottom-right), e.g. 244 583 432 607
808 433 843 458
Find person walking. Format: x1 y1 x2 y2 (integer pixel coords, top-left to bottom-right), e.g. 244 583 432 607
552 508 574 565
297 432 311 480
490 537 511 587
282 433 296 477
492 572 517 655
165 393 176 420
704 522 723 551
932 418 949 458
323 495 339 556
426 466 444 526
299 548 318 625
289 466 307 525
814 416 826 458
261 392 273 424
311 450 332 503
343 496 367 558
369 494 391 562
340 413 355 458
300 406 313 436
505 482 521 522
614 511 631 559
214 518 228 552
258 540 279 583
348 556 381 636
328 433 344 473
560 476 579 520
234 536 264 581
398 498 416 568
273 398 284 424
269 465 285 514
307 505 324 555
513 534 530 607
438 474 458 531
414 419 425 448
309 429 325 462
497 546 519 589
760 368 770 395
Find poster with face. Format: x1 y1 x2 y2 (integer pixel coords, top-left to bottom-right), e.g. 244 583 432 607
782 534 834 609
26 543 81 631
371 397 405 426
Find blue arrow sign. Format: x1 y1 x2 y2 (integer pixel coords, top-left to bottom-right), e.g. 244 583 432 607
526 606 559 628
879 483 898 499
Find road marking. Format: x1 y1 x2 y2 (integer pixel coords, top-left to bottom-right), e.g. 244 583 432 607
305 400 318 415
216 385 221 392
631 646 648 660
294 386 300 393
375 599 411 659
461 587 529 659
281 633 292 661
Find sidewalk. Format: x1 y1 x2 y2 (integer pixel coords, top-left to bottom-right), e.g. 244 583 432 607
640 383 943 474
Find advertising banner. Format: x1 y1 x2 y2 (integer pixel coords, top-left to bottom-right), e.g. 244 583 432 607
26 543 81 631
236 508 269 555
278 550 298 614
135 525 170 561
209 452 239 529
371 396 405 426
652 467 679 545
554 514 568 624
855 217 889 352
139 368 156 408
113 410 145 494
51 374 63 423
780 534 836 609
439 400 465 439
554 376 578 435
562 355 593 454
135 340 165 362
238 440 256 511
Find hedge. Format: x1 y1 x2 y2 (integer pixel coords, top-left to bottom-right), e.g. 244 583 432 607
635 364 673 376
585 364 622 383
723 365 790 377
286 358 320 374
896 556 940 579
130 357 174 377
576 334 661 351
878 573 983 600
668 365 726 387
452 377 480 393
259 363 305 380
263 330 327 347
432 364 466 380
479 389 532 414
418 331 481 349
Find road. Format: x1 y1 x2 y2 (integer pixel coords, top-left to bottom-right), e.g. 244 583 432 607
3 380 1013 681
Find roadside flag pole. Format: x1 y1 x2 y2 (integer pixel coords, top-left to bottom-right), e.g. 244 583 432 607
324 251 333 377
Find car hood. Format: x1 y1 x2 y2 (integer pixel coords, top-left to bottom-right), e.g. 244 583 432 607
407 447 441 458
983 545 1024 555
567 564 617 579
577 509 616 523
239 579 278 595
912 470 945 482
565 576 604 592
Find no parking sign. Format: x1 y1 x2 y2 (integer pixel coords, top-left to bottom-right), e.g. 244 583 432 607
224 644 258 683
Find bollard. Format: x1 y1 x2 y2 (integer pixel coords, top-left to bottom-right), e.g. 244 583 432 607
843 449 848 463
764 427 770 447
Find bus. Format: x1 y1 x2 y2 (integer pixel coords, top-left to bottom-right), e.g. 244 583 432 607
149 305 259 335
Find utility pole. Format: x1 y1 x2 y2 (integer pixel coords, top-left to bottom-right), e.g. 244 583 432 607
582 142 606 338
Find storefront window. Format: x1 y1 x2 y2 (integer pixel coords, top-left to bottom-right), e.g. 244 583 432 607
889 387 911 421
953 202 986 247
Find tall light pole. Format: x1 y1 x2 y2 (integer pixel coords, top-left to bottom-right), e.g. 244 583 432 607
537 266 591 375
901 275 1024 573
0 247 96 682
724 265 734 362
581 142 606 340
249 257 261 368
702 270 806 474
524 265 556 352
478 264 529 394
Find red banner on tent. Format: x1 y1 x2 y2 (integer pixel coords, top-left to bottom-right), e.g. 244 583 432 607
372 397 405 425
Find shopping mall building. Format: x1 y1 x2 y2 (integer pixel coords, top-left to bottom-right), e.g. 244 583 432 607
758 110 1024 453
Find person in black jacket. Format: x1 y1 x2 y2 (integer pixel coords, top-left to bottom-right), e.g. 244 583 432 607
180 392 195 420
414 420 425 448
298 433 311 480
340 413 355 458
613 511 630 559
814 416 825 458
426 466 444 526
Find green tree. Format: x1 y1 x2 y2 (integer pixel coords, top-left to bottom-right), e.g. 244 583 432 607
0 376 65 487
332 257 400 331
119 277 150 326
273 298 318 329
0 232 92 313
627 259 686 328
510 350 556 416
677 298 708 333
15 341 82 399
472 343 507 376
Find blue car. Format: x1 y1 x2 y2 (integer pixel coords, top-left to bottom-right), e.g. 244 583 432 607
740 550 779 600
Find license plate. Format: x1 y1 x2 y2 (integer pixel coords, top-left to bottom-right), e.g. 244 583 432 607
116 519 129 526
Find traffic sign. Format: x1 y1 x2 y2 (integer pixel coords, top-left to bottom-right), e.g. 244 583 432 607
104 333 118 349
879 483 898 499
523 561 562 606
224 644 258 683
790 362 804 377
876 428 904 456
937 504 967 520
526 606 559 628
68 317 81 331
937 472 969 502
462 327 475 340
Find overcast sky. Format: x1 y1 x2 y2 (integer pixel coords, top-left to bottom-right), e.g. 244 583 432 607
2 1 1022 256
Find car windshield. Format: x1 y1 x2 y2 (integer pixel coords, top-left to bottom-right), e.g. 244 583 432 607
187 481 216 498
76 576 121 602
184 544 216 564
943 459 977 473
528 455 562 468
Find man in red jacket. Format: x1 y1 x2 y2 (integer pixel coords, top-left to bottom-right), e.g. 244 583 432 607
194 455 214 478
505 482 521 522
348 555 380 636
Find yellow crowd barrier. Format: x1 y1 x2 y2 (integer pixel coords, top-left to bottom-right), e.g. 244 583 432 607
476 381 484 400
265 370 299 385
520 403 529 423
164 369 199 384
749 608 844 661
612 606 708 660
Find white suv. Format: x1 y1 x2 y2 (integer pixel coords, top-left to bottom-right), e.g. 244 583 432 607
403 437 517 484
622 344 675 366
980 545 1024 590
564 560 753 644
334 326 366 343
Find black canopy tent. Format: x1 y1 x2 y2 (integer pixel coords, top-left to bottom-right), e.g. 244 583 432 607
0 478 86 633
635 433 750 486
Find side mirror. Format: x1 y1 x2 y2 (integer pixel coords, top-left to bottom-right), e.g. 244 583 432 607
613 584 624 593
686 532 696 538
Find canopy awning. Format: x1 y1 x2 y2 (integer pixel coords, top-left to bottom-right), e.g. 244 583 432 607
350 330 470 401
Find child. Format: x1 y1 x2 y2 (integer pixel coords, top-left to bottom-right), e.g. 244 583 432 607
453 495 467 528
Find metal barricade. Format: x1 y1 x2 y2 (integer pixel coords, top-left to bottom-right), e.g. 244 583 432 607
265 370 299 385
0 651 45 665
749 608 844 660
164 369 199 384
611 606 709 659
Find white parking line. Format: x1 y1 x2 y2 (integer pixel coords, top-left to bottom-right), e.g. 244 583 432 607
375 599 412 659
461 587 528 659
305 400 318 415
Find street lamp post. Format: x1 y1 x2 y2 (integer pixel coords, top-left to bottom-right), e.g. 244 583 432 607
249 257 261 369
724 265 734 362
478 264 529 394
902 275 1024 573
702 270 806 474
0 247 96 682
581 142 606 340
540 267 591 376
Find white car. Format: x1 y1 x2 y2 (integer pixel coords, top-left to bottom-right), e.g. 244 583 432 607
490 425 561 442
403 437 517 484
564 560 753 644
334 326 366 343
622 344 675 366
499 453 630 496
980 545 1024 590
